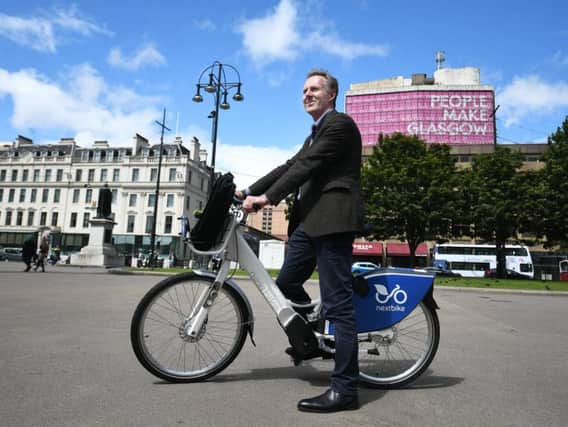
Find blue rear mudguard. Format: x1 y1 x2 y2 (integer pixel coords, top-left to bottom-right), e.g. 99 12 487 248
328 267 438 334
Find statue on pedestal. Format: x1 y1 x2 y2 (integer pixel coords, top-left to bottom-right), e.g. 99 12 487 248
96 184 113 219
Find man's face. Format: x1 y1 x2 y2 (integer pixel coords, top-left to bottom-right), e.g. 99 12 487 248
303 75 336 120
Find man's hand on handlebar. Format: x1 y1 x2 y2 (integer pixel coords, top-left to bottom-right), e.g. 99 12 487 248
242 194 269 213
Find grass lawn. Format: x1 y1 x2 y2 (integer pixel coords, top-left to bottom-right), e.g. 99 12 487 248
434 276 568 292
126 267 568 291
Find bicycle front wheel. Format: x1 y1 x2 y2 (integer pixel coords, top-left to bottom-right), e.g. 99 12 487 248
131 273 248 382
358 301 439 388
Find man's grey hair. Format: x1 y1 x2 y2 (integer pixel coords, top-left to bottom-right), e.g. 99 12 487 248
307 68 338 107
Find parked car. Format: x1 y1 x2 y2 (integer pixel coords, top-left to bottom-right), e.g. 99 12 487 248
423 266 461 277
352 261 381 274
0 247 23 261
484 268 528 279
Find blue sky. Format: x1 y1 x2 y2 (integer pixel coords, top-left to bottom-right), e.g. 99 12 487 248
1 0 568 187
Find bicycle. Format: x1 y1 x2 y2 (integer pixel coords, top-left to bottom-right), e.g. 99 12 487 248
130 199 440 388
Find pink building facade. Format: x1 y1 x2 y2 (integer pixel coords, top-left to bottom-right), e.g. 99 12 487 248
345 68 495 146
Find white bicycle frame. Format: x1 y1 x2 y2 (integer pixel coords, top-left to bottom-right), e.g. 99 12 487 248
184 208 321 342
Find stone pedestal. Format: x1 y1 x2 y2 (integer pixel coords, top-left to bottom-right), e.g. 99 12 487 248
70 218 124 267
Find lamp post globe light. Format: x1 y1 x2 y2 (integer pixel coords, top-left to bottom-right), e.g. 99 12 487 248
192 61 244 182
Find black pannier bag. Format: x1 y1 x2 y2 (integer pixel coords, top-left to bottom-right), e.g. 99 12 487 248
190 172 236 250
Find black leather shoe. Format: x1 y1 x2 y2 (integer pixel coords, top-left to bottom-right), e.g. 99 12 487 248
298 389 359 413
285 347 334 366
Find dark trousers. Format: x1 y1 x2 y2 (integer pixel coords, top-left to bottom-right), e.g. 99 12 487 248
276 224 359 396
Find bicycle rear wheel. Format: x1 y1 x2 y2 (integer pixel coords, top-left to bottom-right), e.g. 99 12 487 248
358 301 439 388
131 273 248 382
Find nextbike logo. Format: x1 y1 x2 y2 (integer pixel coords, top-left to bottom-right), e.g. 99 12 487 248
374 284 407 312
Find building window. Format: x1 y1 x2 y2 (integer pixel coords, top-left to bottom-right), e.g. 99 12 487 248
145 216 154 234
53 189 61 203
100 169 107 182
82 212 90 228
88 169 95 182
164 215 173 233
72 189 80 203
8 189 15 202
41 189 49 203
185 196 190 209
45 169 52 182
70 212 77 228
150 168 158 182
56 169 63 182
112 168 120 182
132 168 139 182
33 169 40 182
40 212 47 226
85 189 92 203
51 212 58 226
22 169 29 182
30 189 37 203
111 189 117 203
75 169 82 181
148 194 156 207
169 168 176 182
129 194 137 207
166 194 174 208
19 189 26 203
16 211 23 226
0 189 3 202
0 169 5 181
127 215 135 233
187 170 192 185
27 211 34 226
5 211 12 225
11 169 18 181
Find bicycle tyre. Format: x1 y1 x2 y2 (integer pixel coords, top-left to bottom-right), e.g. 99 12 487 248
131 273 248 382
358 301 440 388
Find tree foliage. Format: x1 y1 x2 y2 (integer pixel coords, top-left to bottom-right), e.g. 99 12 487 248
361 133 458 266
543 116 568 249
466 146 525 277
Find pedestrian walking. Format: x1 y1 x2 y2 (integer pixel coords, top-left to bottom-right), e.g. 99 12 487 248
22 237 36 272
34 237 49 272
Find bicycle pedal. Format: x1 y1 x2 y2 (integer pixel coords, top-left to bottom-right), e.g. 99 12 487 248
367 348 380 356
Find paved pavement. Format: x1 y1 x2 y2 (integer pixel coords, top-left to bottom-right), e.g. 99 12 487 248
1 260 567 427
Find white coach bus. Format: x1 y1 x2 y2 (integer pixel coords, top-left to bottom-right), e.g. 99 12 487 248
433 243 534 278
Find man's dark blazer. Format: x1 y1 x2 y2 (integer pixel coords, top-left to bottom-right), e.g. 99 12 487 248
248 110 363 238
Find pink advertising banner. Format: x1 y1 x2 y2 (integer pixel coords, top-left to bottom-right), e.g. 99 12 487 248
345 90 495 146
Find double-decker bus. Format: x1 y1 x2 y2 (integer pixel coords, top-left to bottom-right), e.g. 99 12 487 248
433 243 534 278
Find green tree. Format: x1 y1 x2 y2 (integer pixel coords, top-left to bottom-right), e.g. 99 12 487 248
361 133 459 266
543 116 568 249
468 146 524 278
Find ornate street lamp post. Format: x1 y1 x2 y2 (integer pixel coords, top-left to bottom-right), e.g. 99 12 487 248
192 61 244 182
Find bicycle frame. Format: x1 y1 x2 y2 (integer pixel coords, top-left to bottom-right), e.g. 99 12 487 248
185 209 318 342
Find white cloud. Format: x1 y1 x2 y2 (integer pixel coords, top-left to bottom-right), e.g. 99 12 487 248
235 0 387 67
0 6 111 53
236 0 300 64
195 19 216 31
550 51 568 66
306 32 388 60
215 143 300 188
108 44 166 71
0 13 56 52
0 65 163 146
497 75 568 126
